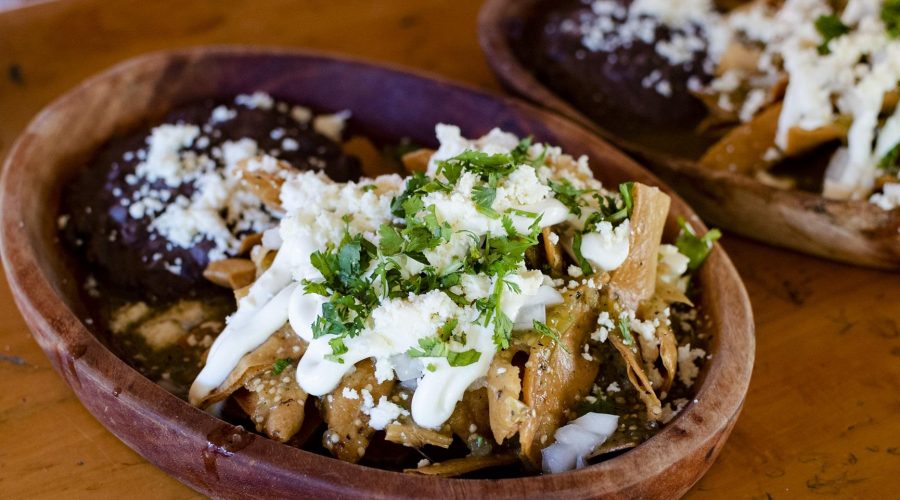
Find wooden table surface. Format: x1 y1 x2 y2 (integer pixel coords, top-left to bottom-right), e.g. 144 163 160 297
1 1 898 498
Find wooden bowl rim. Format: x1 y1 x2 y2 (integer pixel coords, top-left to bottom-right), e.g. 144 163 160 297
0 45 754 497
477 0 900 268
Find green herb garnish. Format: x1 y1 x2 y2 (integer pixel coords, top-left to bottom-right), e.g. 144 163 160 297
572 232 593 275
306 144 553 358
548 179 590 217
675 217 722 271
618 313 633 346
878 143 900 175
883 0 900 38
406 336 481 367
532 320 560 343
472 184 499 218
271 358 292 375
815 14 850 54
533 319 571 353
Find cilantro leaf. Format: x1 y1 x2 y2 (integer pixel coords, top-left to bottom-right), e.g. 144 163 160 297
532 320 559 342
493 310 513 350
619 181 634 215
878 143 900 175
378 224 404 255
272 358 292 375
618 313 634 346
532 319 570 353
407 337 449 358
447 349 482 367
675 217 722 271
815 14 850 54
510 137 533 165
884 0 900 38
436 149 517 184
326 337 348 363
472 184 499 218
549 179 588 217
572 232 594 275
437 318 458 341
407 335 482 367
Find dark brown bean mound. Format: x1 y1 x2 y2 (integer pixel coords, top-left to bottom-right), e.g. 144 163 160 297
514 0 713 157
60 98 361 302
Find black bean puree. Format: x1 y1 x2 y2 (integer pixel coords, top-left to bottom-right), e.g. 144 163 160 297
60 98 361 302
514 0 715 158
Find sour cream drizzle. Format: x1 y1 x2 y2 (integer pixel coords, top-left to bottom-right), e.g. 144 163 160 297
189 125 631 430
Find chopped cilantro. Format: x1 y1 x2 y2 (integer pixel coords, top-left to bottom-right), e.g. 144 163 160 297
533 319 571 353
878 143 900 175
407 335 481 367
583 181 634 232
326 337 348 363
472 184 499 218
303 232 381 356
572 232 593 275
815 14 850 54
271 358 292 375
675 217 722 271
618 313 633 346
548 179 589 217
437 318 458 341
436 150 517 184
510 137 533 165
532 320 559 342
619 181 634 214
447 349 482 367
407 337 449 358
884 0 900 38
305 145 556 358
378 224 404 256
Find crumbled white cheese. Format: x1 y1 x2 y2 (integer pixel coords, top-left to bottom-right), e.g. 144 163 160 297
210 105 237 123
313 110 351 142
677 343 706 387
290 105 313 124
869 183 900 210
567 265 584 278
235 92 274 110
135 124 200 187
364 395 410 431
701 0 900 203
568 0 724 97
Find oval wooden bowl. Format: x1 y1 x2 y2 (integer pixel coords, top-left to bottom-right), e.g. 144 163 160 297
0 46 754 499
479 0 900 269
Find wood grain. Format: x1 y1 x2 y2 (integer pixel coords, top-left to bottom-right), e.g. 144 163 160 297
0 1 896 499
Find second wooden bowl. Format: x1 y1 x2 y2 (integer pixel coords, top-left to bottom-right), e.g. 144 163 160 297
479 0 900 269
0 46 754 498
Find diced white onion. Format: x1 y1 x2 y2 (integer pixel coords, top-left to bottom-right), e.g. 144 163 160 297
540 412 619 474
541 442 579 474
